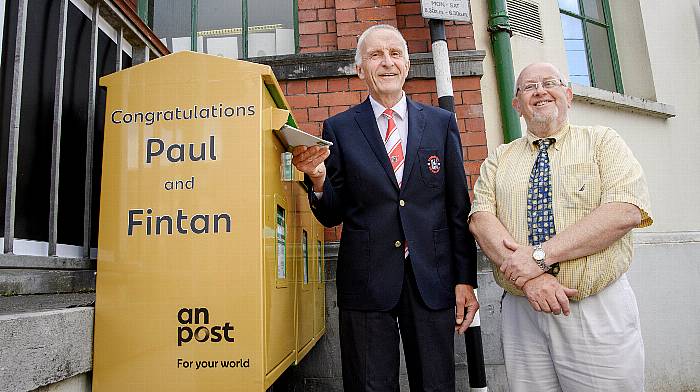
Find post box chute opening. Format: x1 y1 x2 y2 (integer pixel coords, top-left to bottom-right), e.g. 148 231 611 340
127 208 232 236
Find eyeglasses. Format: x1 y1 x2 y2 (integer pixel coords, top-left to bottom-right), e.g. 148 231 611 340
517 79 565 94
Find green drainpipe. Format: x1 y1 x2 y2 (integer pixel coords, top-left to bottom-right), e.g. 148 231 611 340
487 0 521 143
191 0 198 51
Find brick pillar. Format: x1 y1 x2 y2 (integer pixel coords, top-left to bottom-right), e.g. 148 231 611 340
335 0 398 50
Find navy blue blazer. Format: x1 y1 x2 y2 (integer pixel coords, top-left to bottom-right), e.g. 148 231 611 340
308 98 477 311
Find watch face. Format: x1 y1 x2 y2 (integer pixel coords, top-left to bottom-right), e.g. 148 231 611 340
533 249 546 261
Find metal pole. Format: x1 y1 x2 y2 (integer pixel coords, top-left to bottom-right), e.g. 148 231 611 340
82 2 100 258
242 0 248 58
429 20 454 111
48 0 70 256
4 0 29 254
463 291 488 391
428 18 488 392
116 27 123 71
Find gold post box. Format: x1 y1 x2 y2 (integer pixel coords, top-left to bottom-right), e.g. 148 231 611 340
93 51 324 391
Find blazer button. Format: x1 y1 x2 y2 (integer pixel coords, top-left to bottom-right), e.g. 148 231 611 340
399 199 405 207
394 241 402 248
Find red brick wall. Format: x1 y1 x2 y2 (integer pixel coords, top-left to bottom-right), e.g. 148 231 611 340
298 0 338 52
280 76 486 241
335 0 398 50
298 0 475 54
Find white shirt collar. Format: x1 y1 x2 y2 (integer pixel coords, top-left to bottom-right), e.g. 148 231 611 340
369 92 407 121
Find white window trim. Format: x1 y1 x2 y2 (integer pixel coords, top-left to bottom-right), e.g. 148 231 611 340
572 83 675 119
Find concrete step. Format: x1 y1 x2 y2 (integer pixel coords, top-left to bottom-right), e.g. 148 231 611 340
0 269 95 296
0 294 95 392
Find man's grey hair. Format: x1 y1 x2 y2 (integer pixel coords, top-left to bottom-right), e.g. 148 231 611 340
354 24 410 66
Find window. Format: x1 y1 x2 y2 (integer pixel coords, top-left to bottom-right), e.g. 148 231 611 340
147 0 297 59
559 0 622 93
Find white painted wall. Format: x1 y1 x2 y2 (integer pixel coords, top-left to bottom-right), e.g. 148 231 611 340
569 98 699 233
628 234 700 392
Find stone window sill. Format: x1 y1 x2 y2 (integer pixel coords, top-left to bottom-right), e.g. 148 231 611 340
572 84 676 119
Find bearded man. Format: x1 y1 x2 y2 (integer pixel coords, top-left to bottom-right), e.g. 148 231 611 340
469 62 653 391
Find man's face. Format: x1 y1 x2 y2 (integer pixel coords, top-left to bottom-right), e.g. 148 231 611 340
356 29 410 106
512 63 573 132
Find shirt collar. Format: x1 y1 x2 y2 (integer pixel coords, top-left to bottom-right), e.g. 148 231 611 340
526 122 570 152
369 92 407 121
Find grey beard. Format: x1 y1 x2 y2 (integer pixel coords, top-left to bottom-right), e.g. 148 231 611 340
531 108 558 125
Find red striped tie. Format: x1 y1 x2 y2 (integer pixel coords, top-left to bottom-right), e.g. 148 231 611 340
383 109 408 258
383 109 405 187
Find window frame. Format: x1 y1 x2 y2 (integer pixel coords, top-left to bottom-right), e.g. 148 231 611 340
559 0 623 93
142 0 299 59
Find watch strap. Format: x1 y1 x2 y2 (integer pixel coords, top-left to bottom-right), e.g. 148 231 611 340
534 258 550 272
546 262 560 277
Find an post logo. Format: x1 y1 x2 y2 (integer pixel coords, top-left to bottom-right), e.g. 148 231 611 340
177 307 235 347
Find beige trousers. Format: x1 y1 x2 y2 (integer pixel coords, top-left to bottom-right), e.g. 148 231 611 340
502 274 645 392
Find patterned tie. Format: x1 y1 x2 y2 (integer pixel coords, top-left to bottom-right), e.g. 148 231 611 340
383 108 408 258
527 139 556 243
382 109 405 187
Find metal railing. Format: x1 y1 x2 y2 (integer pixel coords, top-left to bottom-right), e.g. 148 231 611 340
0 0 164 271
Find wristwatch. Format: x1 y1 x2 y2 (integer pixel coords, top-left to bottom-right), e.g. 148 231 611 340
532 244 560 276
532 244 550 272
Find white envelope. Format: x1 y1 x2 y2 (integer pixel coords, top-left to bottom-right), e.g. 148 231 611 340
275 124 333 148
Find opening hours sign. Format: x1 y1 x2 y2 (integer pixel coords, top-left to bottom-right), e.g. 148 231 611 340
420 0 472 22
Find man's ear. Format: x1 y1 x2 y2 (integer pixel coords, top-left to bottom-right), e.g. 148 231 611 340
356 64 365 80
512 97 522 116
565 86 573 107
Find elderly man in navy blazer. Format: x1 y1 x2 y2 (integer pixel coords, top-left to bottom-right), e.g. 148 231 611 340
292 24 479 392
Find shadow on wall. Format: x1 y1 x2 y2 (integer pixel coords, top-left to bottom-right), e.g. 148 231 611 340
695 1 700 40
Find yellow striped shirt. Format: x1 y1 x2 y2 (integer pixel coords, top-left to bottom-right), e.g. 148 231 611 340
470 123 653 300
